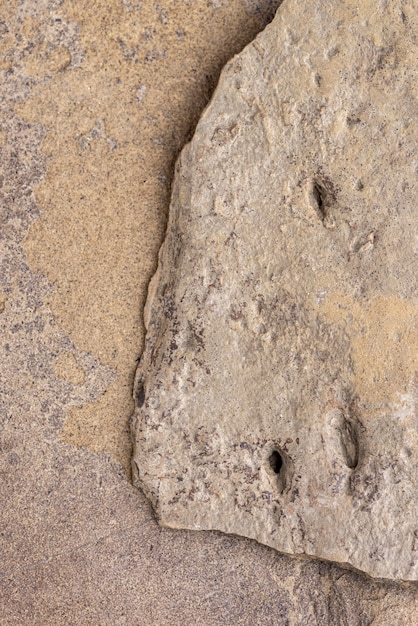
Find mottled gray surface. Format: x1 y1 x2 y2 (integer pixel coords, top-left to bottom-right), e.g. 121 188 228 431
132 0 418 582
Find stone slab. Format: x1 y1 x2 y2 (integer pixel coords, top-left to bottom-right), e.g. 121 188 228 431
132 0 418 581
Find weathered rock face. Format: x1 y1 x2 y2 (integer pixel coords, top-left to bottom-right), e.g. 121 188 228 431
131 0 418 581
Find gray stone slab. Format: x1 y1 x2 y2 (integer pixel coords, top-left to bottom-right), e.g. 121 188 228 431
132 0 418 581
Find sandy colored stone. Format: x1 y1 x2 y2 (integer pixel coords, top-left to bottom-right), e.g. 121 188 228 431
19 0 267 472
2 0 417 622
132 0 418 581
54 352 86 386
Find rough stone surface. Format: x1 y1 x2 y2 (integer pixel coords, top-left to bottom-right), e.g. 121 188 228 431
2 0 418 622
132 0 418 581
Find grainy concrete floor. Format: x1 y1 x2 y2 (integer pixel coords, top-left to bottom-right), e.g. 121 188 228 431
0 1 416 623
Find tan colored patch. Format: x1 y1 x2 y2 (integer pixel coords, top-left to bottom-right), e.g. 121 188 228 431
320 293 418 405
47 46 72 72
21 16 41 40
18 1 262 470
61 377 133 470
54 351 86 385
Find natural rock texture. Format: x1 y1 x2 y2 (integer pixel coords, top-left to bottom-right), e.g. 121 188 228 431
2 0 418 622
132 0 418 581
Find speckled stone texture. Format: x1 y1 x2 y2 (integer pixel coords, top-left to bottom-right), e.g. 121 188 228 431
1 0 417 623
132 0 418 582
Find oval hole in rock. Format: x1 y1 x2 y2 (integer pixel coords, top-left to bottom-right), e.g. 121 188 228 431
136 384 145 407
313 181 326 219
269 450 283 474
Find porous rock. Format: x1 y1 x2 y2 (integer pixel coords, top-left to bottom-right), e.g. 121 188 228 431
131 0 418 581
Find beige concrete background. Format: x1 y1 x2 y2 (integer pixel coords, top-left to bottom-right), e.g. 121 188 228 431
0 0 417 623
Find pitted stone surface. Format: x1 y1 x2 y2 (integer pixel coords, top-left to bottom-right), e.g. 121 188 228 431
132 0 418 581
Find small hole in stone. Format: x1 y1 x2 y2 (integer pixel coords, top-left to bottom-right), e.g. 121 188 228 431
136 384 145 407
313 181 326 218
269 450 283 474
